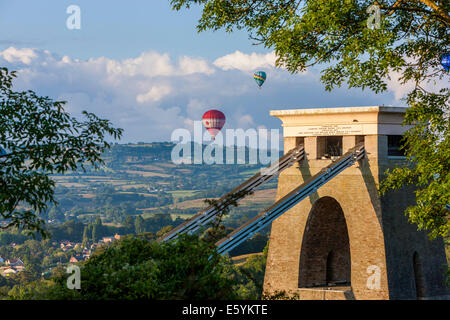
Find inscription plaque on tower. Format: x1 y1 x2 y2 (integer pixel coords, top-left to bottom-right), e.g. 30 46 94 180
295 124 363 136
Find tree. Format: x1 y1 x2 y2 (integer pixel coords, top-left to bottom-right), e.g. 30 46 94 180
7 277 59 300
0 67 123 237
94 216 103 227
122 215 135 234
48 206 65 223
81 226 90 248
40 235 237 300
232 241 270 299
201 189 253 243
21 256 42 283
170 0 449 239
91 224 98 243
379 91 449 239
135 216 145 234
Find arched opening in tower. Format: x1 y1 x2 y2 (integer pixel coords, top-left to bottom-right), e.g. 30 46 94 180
413 251 426 299
298 196 351 288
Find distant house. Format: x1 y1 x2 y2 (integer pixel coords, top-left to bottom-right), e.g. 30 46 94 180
6 259 24 267
14 265 24 272
60 241 76 251
102 237 114 243
69 256 78 263
102 234 122 244
82 251 91 260
1 268 17 277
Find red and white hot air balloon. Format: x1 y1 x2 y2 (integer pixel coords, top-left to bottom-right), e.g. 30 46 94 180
202 109 226 140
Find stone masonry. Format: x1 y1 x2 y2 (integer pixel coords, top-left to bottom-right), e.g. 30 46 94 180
263 106 448 300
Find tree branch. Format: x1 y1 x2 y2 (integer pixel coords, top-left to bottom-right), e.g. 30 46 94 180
381 0 450 24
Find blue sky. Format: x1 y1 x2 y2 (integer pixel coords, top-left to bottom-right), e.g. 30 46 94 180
0 0 407 143
0 1 263 59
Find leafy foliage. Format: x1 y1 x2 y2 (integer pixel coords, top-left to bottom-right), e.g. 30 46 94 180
200 189 254 243
380 88 449 239
41 234 238 300
0 185 272 300
232 242 269 299
0 67 123 236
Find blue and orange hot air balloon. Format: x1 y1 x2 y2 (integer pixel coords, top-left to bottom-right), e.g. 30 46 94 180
441 53 450 71
253 71 267 88
202 109 226 140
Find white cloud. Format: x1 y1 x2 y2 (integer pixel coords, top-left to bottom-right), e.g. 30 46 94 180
95 52 215 78
385 56 449 103
0 46 396 142
178 56 215 75
0 47 38 65
186 98 208 118
136 84 172 103
385 71 415 102
0 47 195 141
386 70 449 103
238 114 254 128
213 50 277 72
106 52 175 77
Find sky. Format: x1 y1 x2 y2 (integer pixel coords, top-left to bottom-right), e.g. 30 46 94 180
0 0 418 143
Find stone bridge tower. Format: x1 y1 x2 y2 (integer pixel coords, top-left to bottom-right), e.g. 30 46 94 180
263 106 448 300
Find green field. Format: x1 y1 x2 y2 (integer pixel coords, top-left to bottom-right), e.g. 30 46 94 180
168 190 200 199
46 143 283 226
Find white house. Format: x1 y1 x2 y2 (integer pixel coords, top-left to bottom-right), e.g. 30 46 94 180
1 268 17 277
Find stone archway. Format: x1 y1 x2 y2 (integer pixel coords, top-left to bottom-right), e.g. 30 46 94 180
298 196 351 288
413 251 426 299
